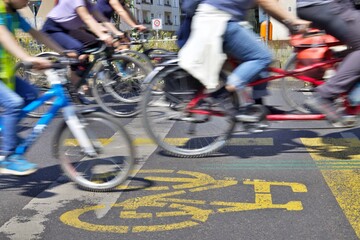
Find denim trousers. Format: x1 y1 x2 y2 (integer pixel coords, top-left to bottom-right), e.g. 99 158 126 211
223 21 273 99
0 77 38 156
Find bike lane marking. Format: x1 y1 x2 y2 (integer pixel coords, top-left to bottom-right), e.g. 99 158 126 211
60 169 307 233
301 137 360 238
0 117 159 239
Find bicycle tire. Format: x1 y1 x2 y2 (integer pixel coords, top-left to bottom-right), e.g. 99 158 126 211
143 48 177 65
54 112 135 191
281 52 314 113
17 52 60 117
92 54 151 117
118 49 154 69
142 65 236 157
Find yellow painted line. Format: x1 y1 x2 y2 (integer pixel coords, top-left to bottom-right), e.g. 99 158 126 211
60 205 129 233
64 138 113 146
301 138 360 238
133 138 273 146
120 211 152 219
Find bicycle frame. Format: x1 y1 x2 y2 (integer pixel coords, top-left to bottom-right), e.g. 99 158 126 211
179 56 360 121
13 69 97 157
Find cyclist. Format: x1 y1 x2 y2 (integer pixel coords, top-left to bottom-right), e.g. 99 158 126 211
41 0 124 97
94 0 146 32
93 0 147 51
179 0 309 121
297 0 360 126
0 0 71 175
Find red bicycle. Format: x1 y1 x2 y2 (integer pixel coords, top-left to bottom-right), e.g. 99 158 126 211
141 30 359 157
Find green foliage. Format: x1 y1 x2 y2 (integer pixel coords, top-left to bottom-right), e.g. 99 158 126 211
15 31 292 67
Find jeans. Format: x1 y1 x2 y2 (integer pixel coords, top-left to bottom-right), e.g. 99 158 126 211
0 77 38 156
223 21 273 98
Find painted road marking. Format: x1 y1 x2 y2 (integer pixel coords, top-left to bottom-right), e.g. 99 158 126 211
0 117 158 239
301 137 360 239
64 138 113 146
60 169 307 233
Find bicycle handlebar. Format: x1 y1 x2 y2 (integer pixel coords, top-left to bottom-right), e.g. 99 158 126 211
15 56 80 71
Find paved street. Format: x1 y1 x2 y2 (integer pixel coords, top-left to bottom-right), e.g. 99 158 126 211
0 90 359 240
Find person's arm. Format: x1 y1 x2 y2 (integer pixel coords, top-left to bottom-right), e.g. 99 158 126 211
92 10 124 36
76 6 113 45
256 0 310 28
0 26 51 68
0 25 33 61
102 21 124 36
109 0 147 31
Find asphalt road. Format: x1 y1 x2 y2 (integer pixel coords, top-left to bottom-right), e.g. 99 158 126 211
0 89 359 240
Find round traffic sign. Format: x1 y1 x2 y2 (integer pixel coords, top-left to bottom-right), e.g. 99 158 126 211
154 19 161 27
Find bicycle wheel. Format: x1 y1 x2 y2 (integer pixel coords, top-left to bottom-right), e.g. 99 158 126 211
142 65 236 157
144 48 177 65
16 52 59 117
118 49 154 70
54 112 135 191
92 54 151 117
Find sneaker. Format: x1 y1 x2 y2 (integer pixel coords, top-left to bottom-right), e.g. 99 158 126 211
0 155 37 176
304 93 349 126
235 105 268 123
77 92 96 105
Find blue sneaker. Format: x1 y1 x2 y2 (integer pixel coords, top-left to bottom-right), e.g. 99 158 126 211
0 155 37 176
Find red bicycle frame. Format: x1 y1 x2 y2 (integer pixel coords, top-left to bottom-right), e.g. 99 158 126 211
184 56 360 121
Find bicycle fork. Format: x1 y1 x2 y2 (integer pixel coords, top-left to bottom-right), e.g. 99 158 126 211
62 106 97 157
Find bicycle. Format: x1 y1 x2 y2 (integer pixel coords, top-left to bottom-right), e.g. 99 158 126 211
120 29 178 66
281 29 348 113
22 39 152 118
3 58 136 191
140 32 358 157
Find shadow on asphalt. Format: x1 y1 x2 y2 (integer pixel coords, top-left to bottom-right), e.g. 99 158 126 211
223 127 360 159
0 165 155 198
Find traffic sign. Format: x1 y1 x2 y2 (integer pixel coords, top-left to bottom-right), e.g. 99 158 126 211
152 18 163 30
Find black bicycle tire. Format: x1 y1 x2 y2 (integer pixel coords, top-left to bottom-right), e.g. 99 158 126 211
92 54 151 117
54 112 135 191
141 65 236 158
118 49 154 69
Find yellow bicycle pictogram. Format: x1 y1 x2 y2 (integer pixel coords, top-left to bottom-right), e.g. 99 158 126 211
60 169 308 233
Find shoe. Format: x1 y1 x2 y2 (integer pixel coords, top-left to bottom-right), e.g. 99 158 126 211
304 93 347 125
77 92 96 105
235 104 267 123
0 155 37 176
